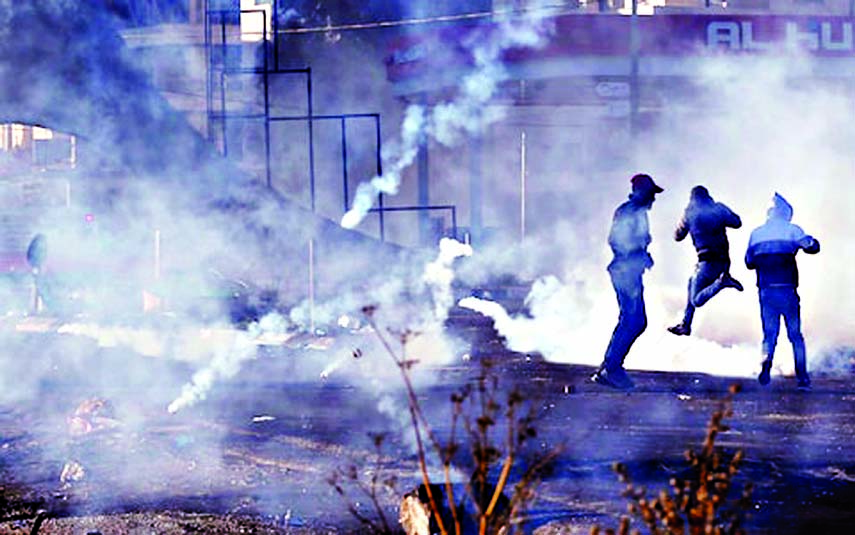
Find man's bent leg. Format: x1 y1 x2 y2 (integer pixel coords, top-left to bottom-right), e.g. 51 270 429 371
692 260 730 307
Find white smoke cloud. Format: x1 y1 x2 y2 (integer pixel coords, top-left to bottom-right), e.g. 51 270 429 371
454 51 855 381
168 312 290 413
641 53 854 367
306 238 473 385
459 279 763 378
341 105 427 229
341 3 554 229
4 3 855 522
423 237 473 322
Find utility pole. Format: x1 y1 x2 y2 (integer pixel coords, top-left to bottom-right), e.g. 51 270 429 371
469 135 483 246
417 96 430 245
629 0 640 139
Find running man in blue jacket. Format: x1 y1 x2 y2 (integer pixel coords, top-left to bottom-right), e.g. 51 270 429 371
745 193 820 390
668 186 743 336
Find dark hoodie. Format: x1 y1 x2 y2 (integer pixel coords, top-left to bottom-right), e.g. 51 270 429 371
745 193 819 288
675 186 741 261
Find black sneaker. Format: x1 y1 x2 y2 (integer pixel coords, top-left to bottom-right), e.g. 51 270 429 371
797 379 812 392
720 272 744 292
667 323 691 336
591 367 635 390
758 360 772 386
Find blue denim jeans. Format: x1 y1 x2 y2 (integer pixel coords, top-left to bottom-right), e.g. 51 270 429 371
681 259 730 327
603 262 647 371
759 286 809 383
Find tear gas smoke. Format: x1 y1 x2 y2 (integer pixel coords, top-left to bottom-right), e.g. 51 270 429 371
304 239 472 457
340 105 426 229
168 312 289 413
3 1 855 525
52 311 294 414
423 237 473 322
459 286 762 378
308 239 472 385
341 3 554 229
457 53 854 380
319 352 349 379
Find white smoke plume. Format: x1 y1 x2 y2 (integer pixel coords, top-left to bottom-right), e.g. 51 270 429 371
168 312 290 413
455 52 855 381
423 237 473 322
308 238 473 384
340 4 554 229
460 280 763 379
341 105 426 229
302 238 473 450
292 237 471 342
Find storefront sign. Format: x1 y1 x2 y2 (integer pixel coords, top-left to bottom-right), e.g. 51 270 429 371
387 15 855 83
707 20 854 52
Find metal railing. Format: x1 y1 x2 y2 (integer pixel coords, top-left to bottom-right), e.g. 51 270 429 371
204 1 460 246
368 204 458 243
268 113 383 221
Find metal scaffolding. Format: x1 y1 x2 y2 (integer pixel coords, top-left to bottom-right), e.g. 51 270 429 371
203 0 457 244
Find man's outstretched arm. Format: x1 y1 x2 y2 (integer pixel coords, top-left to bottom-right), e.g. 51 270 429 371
722 204 742 229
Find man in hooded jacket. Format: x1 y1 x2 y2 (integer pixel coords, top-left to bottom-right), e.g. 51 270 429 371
592 173 663 390
668 186 744 336
745 193 819 390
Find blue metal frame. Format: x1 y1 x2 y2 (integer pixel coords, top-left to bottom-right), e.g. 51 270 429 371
205 4 319 207
204 0 456 245
269 113 383 223
205 1 381 219
368 205 458 243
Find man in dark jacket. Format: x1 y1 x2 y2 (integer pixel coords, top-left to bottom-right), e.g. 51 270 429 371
668 186 743 336
746 193 819 390
592 173 663 390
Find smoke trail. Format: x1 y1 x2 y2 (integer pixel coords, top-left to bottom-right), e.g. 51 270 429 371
341 4 554 229
55 312 294 413
168 312 289 413
423 237 473 322
301 239 472 453
291 238 471 336
341 105 426 229
305 238 472 383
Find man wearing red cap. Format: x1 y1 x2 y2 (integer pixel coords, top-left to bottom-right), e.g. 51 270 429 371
592 173 663 390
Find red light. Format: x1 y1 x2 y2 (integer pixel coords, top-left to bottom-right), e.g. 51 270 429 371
84 213 95 223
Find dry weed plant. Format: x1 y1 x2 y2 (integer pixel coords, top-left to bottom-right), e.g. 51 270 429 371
327 431 398 534
593 384 753 535
328 305 560 535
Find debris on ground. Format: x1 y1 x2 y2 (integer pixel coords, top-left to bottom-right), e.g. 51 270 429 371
251 415 276 423
59 460 85 484
67 398 120 437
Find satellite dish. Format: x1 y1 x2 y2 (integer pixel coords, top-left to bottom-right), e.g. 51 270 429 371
26 233 47 271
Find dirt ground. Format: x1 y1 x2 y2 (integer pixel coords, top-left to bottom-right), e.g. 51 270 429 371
1 315 854 534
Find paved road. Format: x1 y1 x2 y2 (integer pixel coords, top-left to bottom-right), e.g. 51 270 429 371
0 324 853 534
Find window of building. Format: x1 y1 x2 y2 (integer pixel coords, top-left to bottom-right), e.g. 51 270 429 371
240 0 272 42
0 124 76 172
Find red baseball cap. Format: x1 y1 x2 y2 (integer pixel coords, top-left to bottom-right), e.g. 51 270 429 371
630 173 664 194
